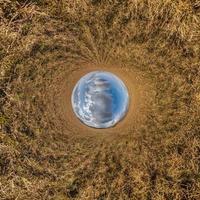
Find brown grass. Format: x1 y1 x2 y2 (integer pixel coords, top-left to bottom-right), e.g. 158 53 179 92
0 0 200 199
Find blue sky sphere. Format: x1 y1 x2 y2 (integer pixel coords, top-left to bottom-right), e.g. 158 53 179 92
71 71 129 128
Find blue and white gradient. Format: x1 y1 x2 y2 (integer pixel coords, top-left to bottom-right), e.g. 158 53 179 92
71 71 129 128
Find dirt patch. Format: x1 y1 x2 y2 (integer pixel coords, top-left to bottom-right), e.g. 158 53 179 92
45 63 155 139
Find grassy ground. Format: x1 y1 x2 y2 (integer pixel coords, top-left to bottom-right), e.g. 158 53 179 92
0 0 200 199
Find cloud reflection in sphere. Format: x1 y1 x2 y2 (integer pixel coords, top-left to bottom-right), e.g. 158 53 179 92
71 71 129 128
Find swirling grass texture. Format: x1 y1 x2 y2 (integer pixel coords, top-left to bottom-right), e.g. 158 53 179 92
0 0 200 199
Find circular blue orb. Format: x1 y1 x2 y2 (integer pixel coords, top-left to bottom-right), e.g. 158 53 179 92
71 71 129 128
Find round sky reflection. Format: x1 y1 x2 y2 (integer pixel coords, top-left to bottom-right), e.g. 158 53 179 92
71 71 129 128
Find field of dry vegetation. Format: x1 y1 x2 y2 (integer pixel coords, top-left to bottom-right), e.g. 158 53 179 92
0 0 200 199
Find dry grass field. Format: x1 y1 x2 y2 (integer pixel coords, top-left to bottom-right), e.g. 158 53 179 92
0 0 200 199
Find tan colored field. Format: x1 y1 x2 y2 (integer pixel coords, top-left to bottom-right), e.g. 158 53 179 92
0 0 200 199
